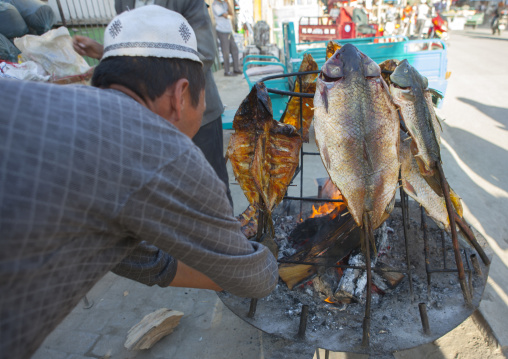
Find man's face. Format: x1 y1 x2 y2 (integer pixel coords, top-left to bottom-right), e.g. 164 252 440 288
182 89 206 139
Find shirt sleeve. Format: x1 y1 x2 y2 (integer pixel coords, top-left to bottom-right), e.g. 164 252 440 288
111 240 178 287
176 0 217 73
212 1 226 17
116 146 278 299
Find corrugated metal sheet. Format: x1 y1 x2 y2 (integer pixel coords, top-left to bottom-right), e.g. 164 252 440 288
48 0 116 65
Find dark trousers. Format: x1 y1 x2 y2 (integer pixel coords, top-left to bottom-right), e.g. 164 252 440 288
416 19 426 38
193 116 233 211
217 31 240 74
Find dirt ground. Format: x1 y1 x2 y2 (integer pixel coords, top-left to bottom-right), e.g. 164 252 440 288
312 313 505 358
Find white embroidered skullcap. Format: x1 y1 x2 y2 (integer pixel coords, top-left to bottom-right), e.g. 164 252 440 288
102 5 201 64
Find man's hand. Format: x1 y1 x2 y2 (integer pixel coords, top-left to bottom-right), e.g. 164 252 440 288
222 13 228 18
169 261 222 291
72 35 104 60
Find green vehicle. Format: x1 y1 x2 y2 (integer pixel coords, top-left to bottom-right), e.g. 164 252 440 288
465 12 485 29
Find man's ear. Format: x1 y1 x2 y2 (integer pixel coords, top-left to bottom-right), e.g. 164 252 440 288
172 78 190 123
159 78 190 127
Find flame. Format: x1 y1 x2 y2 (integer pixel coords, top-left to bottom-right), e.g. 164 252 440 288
309 188 346 219
324 297 336 304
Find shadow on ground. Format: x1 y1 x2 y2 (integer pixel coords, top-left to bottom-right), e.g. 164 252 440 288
457 97 508 131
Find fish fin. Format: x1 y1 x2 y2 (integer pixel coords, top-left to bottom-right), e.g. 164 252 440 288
435 113 444 131
362 139 375 171
321 86 329 113
378 194 397 228
429 88 443 99
321 143 331 169
450 188 463 217
401 89 416 102
423 171 444 197
402 178 418 198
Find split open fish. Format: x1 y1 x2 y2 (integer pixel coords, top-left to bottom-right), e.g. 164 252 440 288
227 82 302 219
326 41 342 60
281 53 318 142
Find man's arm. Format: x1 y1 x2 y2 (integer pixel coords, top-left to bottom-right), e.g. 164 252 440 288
117 146 278 299
73 35 104 60
112 240 221 291
169 0 218 73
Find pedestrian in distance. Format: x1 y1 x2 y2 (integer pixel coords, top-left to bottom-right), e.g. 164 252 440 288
212 0 242 77
416 0 430 39
0 6 278 359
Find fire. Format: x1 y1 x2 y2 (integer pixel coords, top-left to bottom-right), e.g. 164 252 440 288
309 188 346 219
324 297 336 304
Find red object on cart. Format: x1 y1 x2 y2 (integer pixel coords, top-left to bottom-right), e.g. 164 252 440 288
298 7 380 42
299 8 356 42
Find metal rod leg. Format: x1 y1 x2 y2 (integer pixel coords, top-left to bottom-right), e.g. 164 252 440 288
361 213 372 347
436 162 472 306
453 212 490 266
421 206 432 300
418 303 431 335
82 295 94 309
400 184 414 302
298 305 309 338
248 298 258 318
471 254 483 276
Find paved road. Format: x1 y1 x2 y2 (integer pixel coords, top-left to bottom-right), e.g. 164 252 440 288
31 28 507 359
437 27 508 350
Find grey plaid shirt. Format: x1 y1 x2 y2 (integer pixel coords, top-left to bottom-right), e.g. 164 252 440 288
0 79 277 359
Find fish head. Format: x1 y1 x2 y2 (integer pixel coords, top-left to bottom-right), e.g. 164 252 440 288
390 59 428 90
321 43 380 82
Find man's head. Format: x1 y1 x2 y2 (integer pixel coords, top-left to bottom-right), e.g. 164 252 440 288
92 5 206 138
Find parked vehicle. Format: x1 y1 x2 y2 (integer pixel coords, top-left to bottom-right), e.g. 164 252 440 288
427 13 449 45
283 21 448 107
492 9 508 35
465 12 484 29
298 7 381 42
222 21 450 129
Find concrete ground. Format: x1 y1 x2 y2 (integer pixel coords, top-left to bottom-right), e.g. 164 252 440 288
32 28 507 358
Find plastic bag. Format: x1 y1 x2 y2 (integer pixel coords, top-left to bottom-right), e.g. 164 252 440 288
14 27 91 79
0 33 21 62
0 60 50 81
4 0 55 35
0 2 29 38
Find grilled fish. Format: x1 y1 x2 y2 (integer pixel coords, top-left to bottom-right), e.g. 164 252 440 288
400 132 463 230
379 59 400 86
227 83 302 214
390 61 442 178
326 41 342 60
282 53 318 142
313 43 400 229
237 204 258 239
389 60 463 214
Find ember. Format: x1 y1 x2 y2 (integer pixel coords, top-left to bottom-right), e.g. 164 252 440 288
219 199 491 355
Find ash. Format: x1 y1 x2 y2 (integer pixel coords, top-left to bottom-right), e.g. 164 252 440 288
219 200 491 354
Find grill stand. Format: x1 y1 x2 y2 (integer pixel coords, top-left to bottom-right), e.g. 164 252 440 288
220 71 492 357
